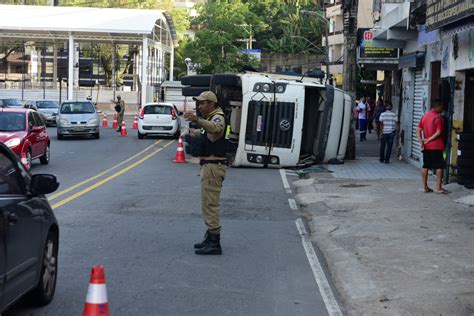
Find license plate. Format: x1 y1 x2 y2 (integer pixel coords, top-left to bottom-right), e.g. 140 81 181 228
74 127 84 131
152 126 163 130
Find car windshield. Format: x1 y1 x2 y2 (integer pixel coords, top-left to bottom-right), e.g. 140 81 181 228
37 101 59 109
0 112 26 132
145 105 172 115
61 102 95 114
3 99 22 107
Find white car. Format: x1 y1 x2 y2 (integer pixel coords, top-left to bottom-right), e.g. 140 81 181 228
138 103 181 139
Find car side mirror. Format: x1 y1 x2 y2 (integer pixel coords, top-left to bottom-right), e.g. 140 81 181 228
31 174 59 195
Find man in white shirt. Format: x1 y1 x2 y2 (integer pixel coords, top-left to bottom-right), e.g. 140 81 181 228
356 97 367 141
379 103 398 163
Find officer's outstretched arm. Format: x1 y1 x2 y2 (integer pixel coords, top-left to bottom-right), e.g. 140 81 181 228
197 115 225 134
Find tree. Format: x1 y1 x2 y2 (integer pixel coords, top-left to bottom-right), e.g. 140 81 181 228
179 0 263 74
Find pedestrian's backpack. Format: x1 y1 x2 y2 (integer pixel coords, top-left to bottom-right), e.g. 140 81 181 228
114 103 121 112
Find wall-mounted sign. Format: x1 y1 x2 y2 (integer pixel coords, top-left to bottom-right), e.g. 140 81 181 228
426 0 474 32
359 47 399 59
363 31 374 41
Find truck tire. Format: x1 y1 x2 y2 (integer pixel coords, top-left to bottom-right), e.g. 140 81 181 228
457 157 474 168
457 176 474 186
458 149 474 158
182 86 209 97
456 132 474 142
457 167 474 177
457 142 474 150
211 74 241 87
181 75 212 87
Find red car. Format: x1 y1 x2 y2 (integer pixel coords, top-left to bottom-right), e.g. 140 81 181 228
0 108 50 169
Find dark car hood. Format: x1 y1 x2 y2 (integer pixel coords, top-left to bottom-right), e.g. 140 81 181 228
0 131 27 142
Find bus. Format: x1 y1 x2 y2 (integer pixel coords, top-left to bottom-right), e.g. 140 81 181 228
182 72 352 168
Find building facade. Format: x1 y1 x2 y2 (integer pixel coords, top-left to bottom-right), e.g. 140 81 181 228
368 0 474 183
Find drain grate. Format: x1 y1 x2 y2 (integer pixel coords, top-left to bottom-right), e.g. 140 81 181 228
339 183 370 188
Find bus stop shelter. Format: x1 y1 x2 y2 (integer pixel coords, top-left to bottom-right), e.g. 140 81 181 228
0 5 177 105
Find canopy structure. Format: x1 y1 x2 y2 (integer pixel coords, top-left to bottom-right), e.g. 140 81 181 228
0 5 178 105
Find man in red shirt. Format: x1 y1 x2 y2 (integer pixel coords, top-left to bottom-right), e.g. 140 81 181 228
416 99 447 193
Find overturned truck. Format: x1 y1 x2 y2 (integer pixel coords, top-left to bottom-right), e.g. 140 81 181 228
181 73 352 168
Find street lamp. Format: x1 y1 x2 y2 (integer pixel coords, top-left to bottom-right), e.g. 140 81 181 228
300 9 330 82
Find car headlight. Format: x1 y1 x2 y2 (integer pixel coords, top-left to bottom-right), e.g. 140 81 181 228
60 118 70 126
88 118 98 125
5 138 21 148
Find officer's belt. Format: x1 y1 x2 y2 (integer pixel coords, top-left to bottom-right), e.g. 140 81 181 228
200 160 227 166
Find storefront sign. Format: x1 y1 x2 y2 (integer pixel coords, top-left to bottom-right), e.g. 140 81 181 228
426 0 474 31
359 47 399 59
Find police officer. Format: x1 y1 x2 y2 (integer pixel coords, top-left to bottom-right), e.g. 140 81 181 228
184 91 227 255
115 95 125 132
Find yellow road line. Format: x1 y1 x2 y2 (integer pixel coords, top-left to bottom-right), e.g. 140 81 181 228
49 140 163 201
52 140 175 210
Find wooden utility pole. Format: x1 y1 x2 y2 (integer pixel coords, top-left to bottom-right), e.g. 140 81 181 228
342 0 358 160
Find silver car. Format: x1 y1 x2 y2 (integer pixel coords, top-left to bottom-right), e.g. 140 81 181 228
24 100 60 126
56 101 100 140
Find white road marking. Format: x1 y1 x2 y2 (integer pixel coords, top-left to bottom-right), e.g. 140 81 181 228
279 169 292 193
288 198 298 210
295 218 343 316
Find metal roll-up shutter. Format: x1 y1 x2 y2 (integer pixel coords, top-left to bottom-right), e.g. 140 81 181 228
411 69 424 161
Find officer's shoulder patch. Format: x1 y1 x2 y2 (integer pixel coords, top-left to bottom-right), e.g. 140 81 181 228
212 115 223 123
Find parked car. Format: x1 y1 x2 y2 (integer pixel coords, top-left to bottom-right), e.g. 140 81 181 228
0 108 50 169
0 142 59 313
24 100 60 126
56 101 100 140
138 103 181 139
0 98 23 108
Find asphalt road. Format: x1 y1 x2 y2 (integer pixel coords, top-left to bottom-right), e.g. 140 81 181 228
7 119 331 316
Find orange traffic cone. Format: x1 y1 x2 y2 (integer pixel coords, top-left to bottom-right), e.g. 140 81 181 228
101 113 108 127
173 136 187 163
83 265 109 316
112 114 118 129
120 120 128 137
132 115 138 129
20 151 30 170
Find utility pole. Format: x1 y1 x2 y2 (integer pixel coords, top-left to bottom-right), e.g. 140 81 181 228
342 0 358 160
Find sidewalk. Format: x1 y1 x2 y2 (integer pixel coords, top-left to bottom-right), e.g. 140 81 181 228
293 158 474 315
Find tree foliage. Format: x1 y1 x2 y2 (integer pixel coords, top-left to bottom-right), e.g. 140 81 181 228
179 0 326 74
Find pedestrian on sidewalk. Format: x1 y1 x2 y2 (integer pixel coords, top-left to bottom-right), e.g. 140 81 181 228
356 97 368 141
416 99 448 194
374 97 386 141
378 103 397 163
184 91 227 255
367 97 375 134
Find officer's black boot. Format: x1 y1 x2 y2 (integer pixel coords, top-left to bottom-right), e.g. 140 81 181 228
194 230 210 249
195 232 222 255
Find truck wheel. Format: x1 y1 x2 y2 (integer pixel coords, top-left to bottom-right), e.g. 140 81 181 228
458 149 474 158
456 132 474 142
457 157 474 168
458 142 474 150
457 167 474 177
211 74 241 87
182 86 209 97
181 75 212 87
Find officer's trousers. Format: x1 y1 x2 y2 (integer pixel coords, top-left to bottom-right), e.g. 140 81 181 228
200 163 227 234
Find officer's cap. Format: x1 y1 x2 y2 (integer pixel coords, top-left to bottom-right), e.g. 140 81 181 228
193 91 217 103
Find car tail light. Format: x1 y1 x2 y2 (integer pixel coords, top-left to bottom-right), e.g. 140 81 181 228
171 109 177 120
139 108 144 119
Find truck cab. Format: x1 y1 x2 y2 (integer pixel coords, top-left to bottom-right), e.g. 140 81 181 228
182 73 352 168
